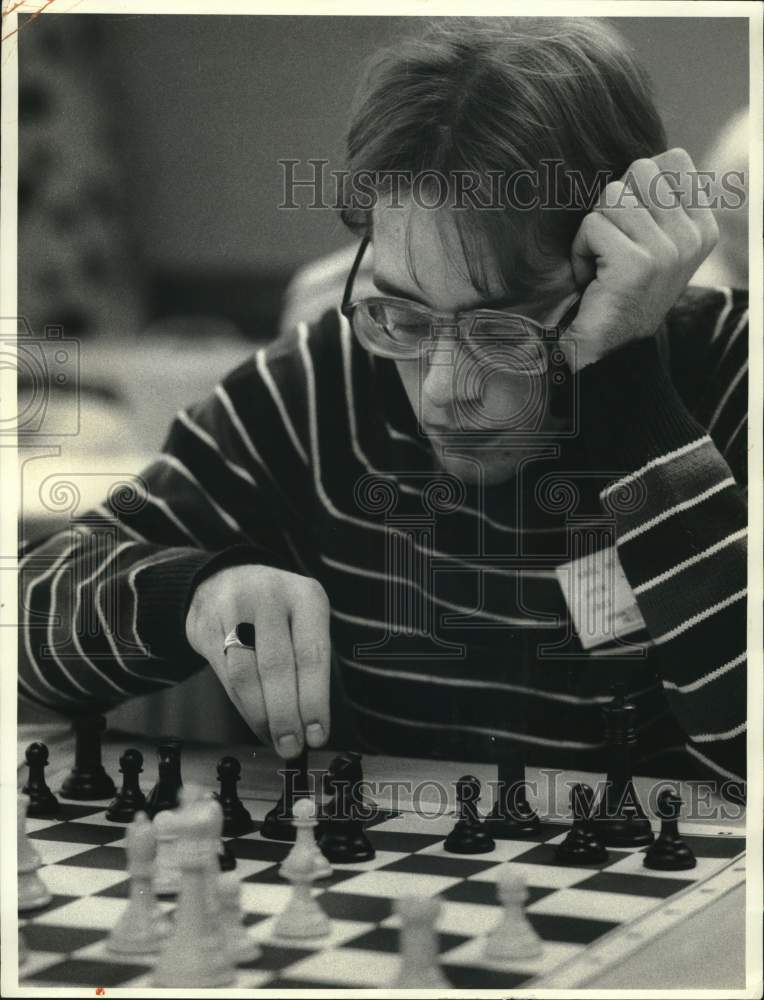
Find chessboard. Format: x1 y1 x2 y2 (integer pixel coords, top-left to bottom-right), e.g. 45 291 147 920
18 781 746 990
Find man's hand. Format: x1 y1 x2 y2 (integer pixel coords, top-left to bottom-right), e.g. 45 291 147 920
564 148 719 371
185 564 332 758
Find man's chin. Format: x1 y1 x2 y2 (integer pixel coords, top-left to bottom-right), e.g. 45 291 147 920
434 447 522 485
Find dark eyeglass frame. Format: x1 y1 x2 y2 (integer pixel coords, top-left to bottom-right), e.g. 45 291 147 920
340 235 581 359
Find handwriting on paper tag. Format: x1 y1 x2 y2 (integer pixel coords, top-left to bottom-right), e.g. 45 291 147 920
556 544 646 650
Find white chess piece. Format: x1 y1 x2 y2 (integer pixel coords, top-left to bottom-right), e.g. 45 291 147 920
152 786 236 987
280 798 332 881
219 869 262 964
108 812 171 954
273 844 330 940
483 866 543 962
391 896 449 988
153 808 183 895
18 793 51 912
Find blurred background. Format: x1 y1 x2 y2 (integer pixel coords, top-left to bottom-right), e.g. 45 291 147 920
16 13 750 736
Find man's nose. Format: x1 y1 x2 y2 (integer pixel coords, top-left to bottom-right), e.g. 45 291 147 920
421 344 459 409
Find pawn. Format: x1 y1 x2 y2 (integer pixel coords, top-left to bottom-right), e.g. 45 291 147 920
145 739 183 819
483 868 543 962
106 749 146 823
281 798 332 882
108 812 171 954
18 793 51 912
214 757 255 837
644 790 697 871
22 743 59 818
392 897 449 988
273 845 331 940
555 784 608 865
219 869 262 964
444 775 495 855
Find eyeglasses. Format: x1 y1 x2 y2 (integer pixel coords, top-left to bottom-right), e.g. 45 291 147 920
341 236 580 374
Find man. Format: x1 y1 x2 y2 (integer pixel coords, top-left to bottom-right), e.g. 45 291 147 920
20 18 747 790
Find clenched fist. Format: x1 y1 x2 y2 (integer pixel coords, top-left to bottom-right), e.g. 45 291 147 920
565 148 720 371
185 564 332 758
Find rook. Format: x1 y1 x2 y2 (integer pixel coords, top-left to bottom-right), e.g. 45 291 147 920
145 738 183 819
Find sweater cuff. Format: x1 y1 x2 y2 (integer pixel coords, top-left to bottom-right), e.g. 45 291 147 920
577 337 706 475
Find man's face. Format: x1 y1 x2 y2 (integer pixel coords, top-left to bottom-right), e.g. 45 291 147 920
372 200 576 485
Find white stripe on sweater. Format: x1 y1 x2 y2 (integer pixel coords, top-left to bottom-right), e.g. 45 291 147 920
654 588 746 645
690 721 746 743
633 528 747 594
617 478 735 545
601 437 709 497
685 742 744 783
662 651 746 694
177 410 258 487
709 287 733 343
257 341 309 464
708 360 748 432
157 453 242 536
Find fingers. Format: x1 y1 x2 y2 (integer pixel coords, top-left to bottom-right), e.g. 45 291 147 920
218 645 269 744
252 603 303 758
290 580 332 749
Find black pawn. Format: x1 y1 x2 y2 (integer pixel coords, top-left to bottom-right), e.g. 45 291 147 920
261 748 310 842
555 783 608 865
444 775 495 855
105 749 146 823
214 756 255 837
317 752 375 863
22 742 59 818
484 756 540 838
60 715 116 800
644 790 697 871
145 738 183 819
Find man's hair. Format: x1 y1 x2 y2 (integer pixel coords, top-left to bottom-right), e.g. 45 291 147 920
340 17 667 298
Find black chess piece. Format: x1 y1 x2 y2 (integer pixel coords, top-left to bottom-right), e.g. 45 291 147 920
444 775 495 855
22 742 59 818
214 756 255 837
261 747 311 842
317 752 375 863
484 756 540 838
145 738 184 819
218 838 237 872
105 749 146 823
59 715 117 800
555 783 608 865
589 686 654 847
644 790 697 871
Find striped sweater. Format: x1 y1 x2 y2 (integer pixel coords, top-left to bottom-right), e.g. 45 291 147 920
19 285 748 790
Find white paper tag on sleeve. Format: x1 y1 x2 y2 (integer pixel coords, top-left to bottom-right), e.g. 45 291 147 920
555 545 646 650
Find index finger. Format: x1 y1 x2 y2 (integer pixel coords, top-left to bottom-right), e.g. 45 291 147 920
290 593 332 749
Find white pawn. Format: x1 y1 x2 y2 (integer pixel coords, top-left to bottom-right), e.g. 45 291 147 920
280 798 332 881
483 867 542 962
219 869 262 964
108 812 171 954
391 896 449 988
273 844 330 940
18 793 51 912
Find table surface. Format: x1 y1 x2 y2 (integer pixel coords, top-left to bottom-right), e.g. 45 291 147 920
15 723 749 991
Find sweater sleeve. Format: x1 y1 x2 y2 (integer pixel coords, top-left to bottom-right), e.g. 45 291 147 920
19 339 314 717
577 288 748 788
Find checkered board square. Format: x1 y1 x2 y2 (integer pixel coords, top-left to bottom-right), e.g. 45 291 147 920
18 796 746 990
